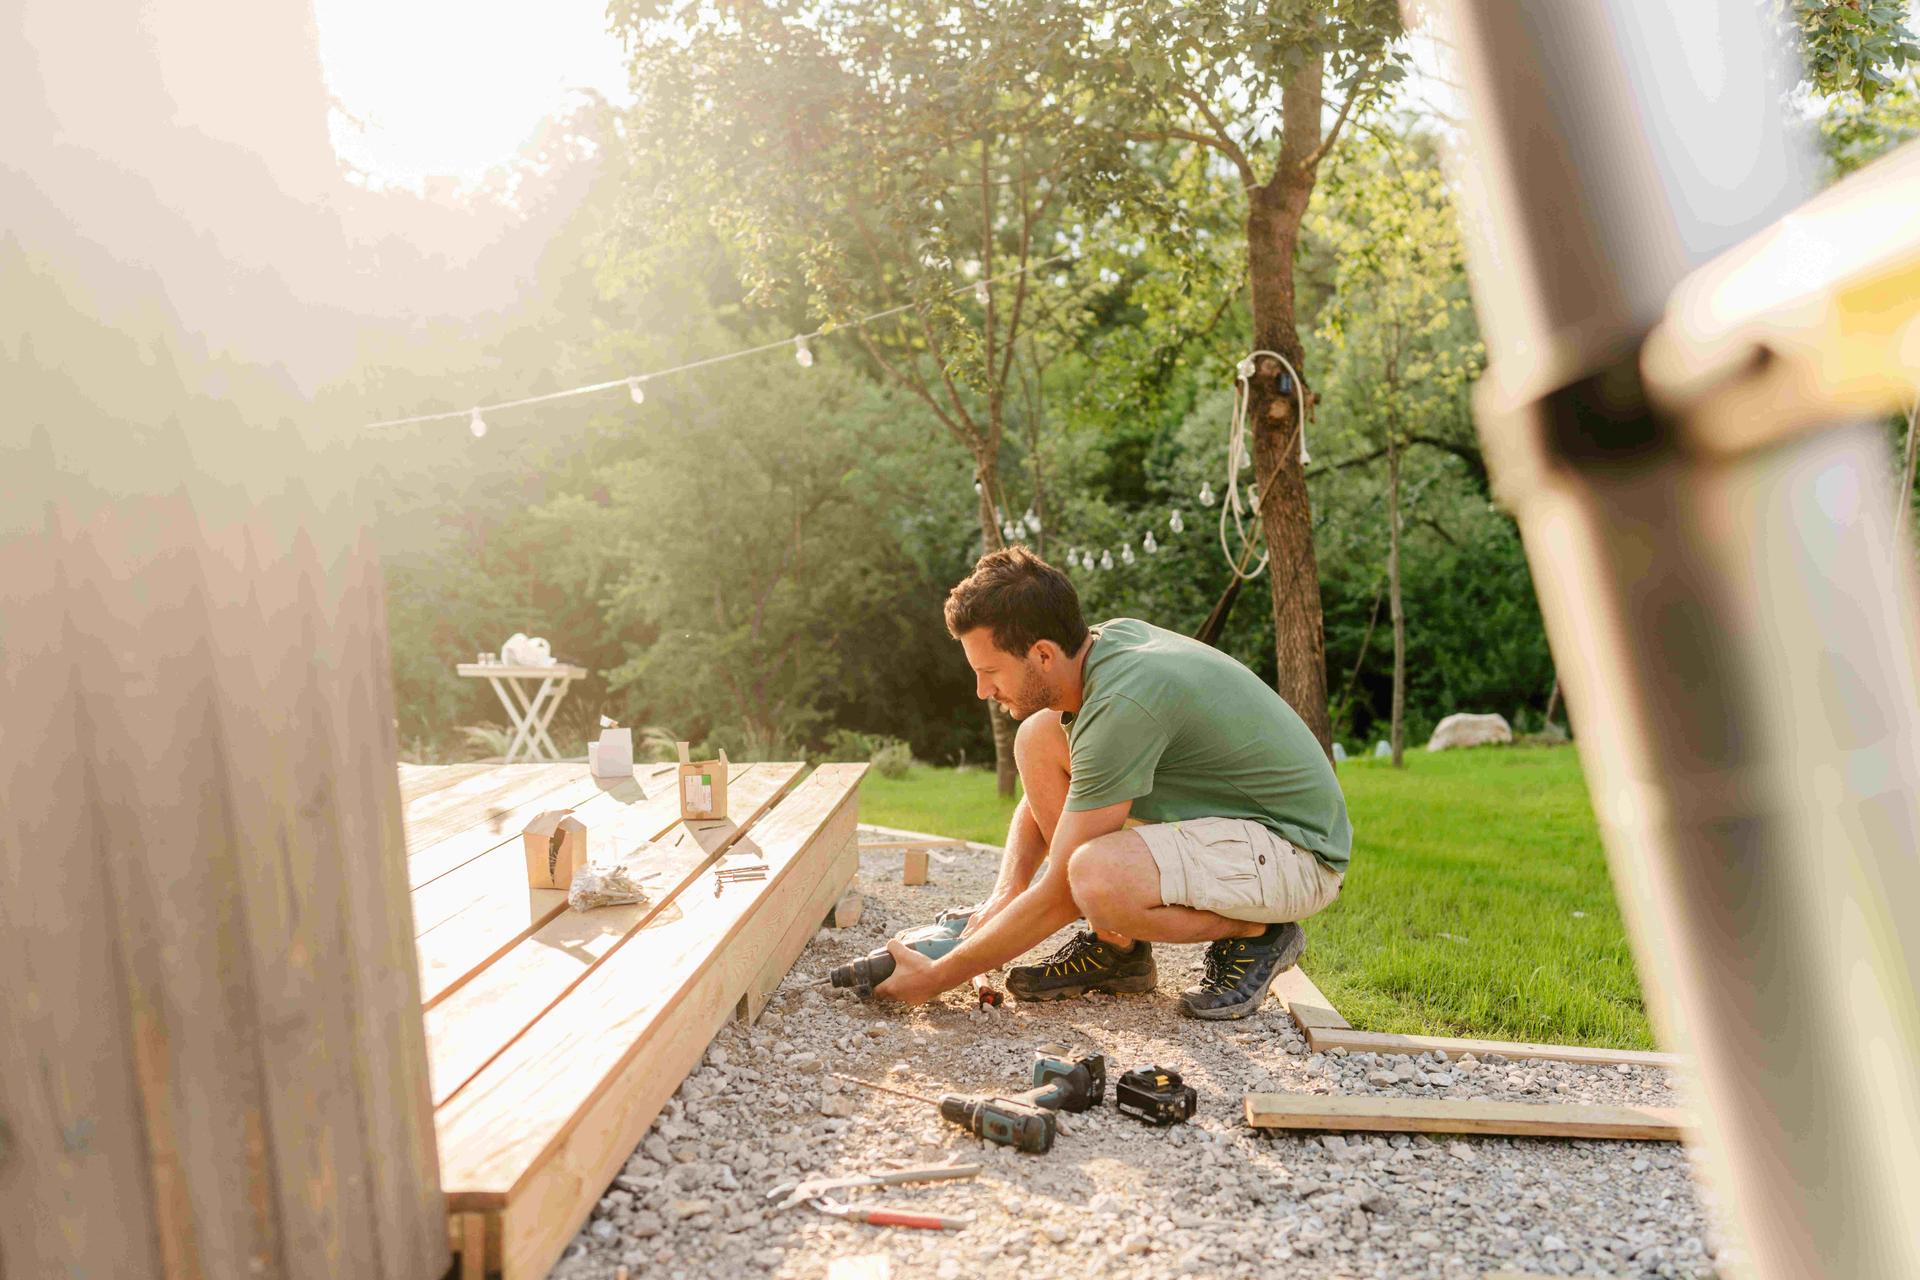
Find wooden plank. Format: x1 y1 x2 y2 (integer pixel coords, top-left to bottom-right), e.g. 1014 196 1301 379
460 1212 487 1280
1299 1027 1682 1070
400 761 494 805
482 773 864 1279
404 762 578 841
407 767 669 893
902 848 930 884
738 829 860 1023
1273 967 1351 1030
410 764 692 1006
405 765 607 889
1243 1093 1692 1141
423 763 802 1103
0 511 166 1279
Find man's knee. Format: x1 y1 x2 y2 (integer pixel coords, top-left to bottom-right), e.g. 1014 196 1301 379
1066 836 1129 924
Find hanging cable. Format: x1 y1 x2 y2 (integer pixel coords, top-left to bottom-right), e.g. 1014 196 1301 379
1218 350 1308 581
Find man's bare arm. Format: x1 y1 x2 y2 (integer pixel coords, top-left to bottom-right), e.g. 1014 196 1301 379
875 798 1131 1002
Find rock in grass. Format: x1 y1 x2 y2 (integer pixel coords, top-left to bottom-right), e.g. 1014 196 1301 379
1426 712 1514 751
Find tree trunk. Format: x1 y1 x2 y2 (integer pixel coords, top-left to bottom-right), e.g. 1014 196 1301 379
1388 432 1406 768
973 454 1021 796
1244 179 1336 756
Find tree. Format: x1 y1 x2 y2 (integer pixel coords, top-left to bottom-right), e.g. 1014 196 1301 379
610 0 1121 793
1310 127 1479 765
1020 0 1408 752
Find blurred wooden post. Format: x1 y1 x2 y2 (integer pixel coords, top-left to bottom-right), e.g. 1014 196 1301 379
0 492 448 1279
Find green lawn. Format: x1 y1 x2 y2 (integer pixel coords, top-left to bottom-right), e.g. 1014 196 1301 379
858 746 1653 1049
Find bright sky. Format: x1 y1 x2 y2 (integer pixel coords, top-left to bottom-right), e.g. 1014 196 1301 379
314 0 632 190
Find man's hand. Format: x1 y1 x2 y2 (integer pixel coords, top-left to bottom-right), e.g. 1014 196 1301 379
870 940 949 1006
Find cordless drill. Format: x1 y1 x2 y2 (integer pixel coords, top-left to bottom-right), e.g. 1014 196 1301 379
827 906 972 997
833 1071 1057 1153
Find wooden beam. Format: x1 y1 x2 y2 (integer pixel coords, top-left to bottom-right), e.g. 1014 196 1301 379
1272 967 1350 1030
422 763 801 1104
436 767 865 1278
1299 1026 1682 1070
903 848 930 885
738 827 860 1023
1244 1093 1692 1141
460 1213 487 1280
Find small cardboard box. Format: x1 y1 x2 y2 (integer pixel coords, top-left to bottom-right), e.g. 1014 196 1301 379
589 725 634 778
523 809 590 889
676 742 729 821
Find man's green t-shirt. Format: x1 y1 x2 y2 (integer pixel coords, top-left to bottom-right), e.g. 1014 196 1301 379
1061 618 1353 872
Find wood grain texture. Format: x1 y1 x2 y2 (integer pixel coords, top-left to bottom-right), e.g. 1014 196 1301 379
482 772 864 1279
405 767 665 893
1272 967 1351 1029
404 766 599 889
399 762 494 805
435 765 868 1206
422 763 801 1104
1300 1027 1682 1070
411 765 689 1006
738 829 859 1024
0 497 446 1280
1243 1093 1692 1141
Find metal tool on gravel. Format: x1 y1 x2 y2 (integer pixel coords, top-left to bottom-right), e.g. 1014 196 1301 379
764 1162 982 1230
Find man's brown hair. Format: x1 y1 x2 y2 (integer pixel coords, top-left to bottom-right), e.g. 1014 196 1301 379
944 546 1089 658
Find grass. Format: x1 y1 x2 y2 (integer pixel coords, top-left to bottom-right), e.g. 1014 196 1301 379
858 745 1654 1050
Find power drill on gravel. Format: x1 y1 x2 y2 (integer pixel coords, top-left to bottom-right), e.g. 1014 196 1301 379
832 1072 1058 1154
826 906 972 997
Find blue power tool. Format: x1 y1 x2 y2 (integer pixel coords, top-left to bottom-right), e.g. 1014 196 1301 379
828 906 973 997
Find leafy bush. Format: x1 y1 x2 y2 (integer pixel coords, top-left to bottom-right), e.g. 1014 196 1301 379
870 736 914 779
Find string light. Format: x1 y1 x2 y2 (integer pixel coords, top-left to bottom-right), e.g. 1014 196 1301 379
628 378 646 405
1121 543 1135 566
1170 508 1185 533
1023 507 1040 533
974 280 990 307
1144 531 1158 553
468 409 487 439
794 336 814 368
1100 549 1115 570
1066 549 1080 568
1199 482 1215 507
973 478 984 495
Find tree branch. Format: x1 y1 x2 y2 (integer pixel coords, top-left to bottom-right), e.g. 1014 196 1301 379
1298 61 1383 177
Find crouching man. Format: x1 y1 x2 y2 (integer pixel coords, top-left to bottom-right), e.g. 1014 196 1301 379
875 546 1352 1019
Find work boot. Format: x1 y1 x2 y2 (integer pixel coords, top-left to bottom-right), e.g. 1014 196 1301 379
1179 921 1305 1020
1006 930 1157 1002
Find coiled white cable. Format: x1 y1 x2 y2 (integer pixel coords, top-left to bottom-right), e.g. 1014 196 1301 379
1220 349 1309 580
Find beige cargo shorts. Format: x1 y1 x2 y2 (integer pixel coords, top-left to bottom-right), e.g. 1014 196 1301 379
1135 816 1343 925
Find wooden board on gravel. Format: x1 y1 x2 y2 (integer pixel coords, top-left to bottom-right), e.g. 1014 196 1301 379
1244 1093 1692 1141
403 759 868 1280
1296 1026 1682 1071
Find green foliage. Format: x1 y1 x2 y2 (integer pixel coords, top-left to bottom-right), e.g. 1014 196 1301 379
1784 0 1920 100
1819 67 1920 174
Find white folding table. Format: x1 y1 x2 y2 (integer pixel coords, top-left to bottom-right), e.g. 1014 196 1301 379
454 663 591 763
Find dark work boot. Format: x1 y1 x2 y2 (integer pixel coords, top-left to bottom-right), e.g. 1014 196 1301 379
1006 930 1157 1002
1179 921 1306 1020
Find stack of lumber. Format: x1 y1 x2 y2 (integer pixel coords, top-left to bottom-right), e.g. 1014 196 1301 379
399 759 867 1280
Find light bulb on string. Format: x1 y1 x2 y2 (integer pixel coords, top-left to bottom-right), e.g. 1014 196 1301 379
973 478 984 495
1023 507 1040 533
794 336 815 368
1144 531 1158 554
468 409 488 439
1170 508 1185 533
1199 482 1215 507
1100 549 1115 571
1247 483 1260 508
1121 543 1135 566
1066 549 1079 569
974 280 990 307
628 378 646 405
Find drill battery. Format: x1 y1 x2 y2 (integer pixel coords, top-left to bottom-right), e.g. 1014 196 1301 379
1114 1065 1198 1126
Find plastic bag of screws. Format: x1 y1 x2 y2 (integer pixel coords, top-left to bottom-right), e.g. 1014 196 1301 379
568 862 650 912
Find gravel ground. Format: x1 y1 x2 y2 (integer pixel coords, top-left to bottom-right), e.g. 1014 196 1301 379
550 837 1737 1280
